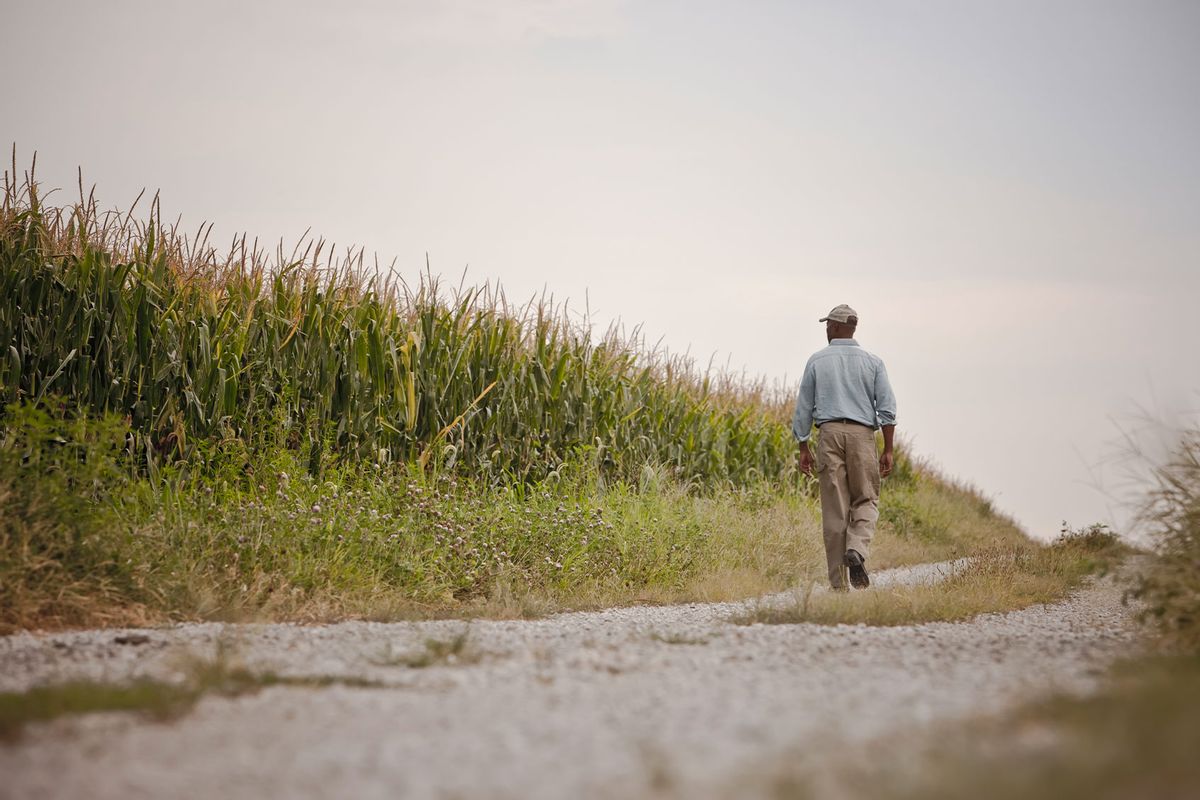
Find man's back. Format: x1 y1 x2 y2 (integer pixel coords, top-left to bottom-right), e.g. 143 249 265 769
792 338 896 440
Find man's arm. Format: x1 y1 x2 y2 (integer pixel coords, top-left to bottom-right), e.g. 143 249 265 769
874 360 897 478
792 361 816 442
793 361 817 474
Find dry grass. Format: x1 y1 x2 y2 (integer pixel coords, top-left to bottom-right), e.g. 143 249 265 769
756 655 1200 800
734 525 1125 627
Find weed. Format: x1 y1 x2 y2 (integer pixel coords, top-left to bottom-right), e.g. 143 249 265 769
648 630 712 645
0 643 382 741
372 626 481 668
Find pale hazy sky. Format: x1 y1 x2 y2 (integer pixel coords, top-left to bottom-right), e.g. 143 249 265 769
4 0 1198 538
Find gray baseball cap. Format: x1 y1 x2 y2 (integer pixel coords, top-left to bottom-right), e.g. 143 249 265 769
819 304 859 324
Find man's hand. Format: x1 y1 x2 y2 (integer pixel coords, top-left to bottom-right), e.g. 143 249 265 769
800 445 815 476
879 424 896 479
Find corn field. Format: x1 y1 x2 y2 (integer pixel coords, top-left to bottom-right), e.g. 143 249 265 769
0 161 800 487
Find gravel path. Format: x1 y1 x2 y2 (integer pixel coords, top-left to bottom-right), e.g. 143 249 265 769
0 561 1140 800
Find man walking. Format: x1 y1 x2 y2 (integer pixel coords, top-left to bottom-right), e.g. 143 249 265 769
793 304 897 590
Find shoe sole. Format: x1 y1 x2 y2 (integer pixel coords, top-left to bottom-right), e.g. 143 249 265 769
848 563 870 589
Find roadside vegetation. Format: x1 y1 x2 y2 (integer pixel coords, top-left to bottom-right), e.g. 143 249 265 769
0 642 381 742
761 426 1200 800
1 158 1027 633
735 523 1126 627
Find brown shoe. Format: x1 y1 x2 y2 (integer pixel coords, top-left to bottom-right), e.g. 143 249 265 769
845 549 870 589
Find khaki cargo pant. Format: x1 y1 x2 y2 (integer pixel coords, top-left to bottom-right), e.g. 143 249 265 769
816 421 880 589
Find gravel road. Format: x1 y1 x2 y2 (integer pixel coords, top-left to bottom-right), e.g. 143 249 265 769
0 561 1140 800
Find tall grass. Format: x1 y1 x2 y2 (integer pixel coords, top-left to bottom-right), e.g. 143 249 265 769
1 157 798 487
1132 426 1200 652
0 156 1033 631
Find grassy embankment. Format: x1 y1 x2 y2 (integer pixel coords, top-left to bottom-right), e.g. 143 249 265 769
761 427 1200 800
735 522 1127 627
0 160 1032 634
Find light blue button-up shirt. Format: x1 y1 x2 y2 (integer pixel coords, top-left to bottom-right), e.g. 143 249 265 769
792 339 897 443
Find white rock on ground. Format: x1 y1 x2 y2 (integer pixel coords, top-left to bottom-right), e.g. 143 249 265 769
0 561 1140 800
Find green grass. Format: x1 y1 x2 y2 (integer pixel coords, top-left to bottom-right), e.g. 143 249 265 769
0 679 201 741
0 399 1028 632
734 524 1126 627
0 159 1031 632
0 644 381 742
871 464 1031 565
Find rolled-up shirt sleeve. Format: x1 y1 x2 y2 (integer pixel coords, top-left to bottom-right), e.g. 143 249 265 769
873 360 897 427
792 361 817 442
